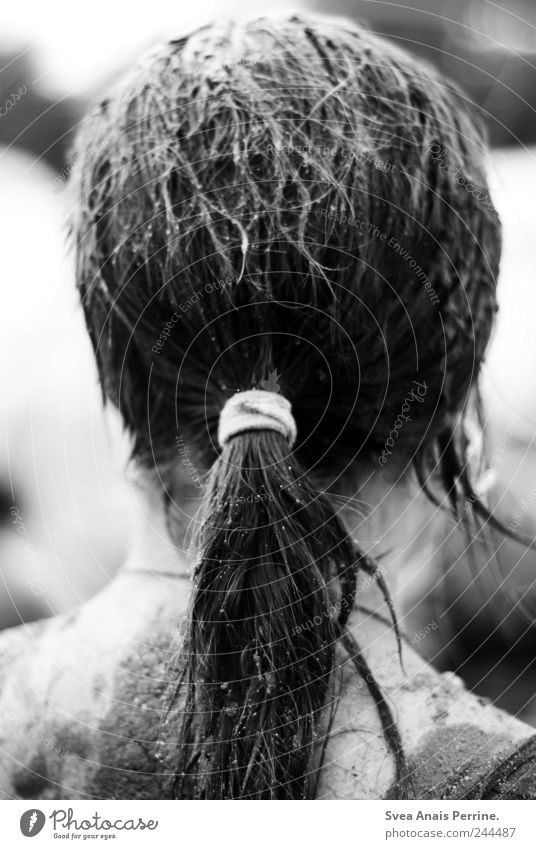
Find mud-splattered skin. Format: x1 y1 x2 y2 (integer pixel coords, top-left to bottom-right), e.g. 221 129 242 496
0 567 535 799
405 726 536 799
0 569 188 799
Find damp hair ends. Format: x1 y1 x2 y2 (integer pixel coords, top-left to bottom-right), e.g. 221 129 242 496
170 429 408 799
68 15 503 799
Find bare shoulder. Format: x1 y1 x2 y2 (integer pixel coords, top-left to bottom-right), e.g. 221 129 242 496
0 571 188 799
0 616 50 670
318 615 534 800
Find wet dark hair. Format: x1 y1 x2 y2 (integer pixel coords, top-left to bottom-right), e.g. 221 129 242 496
69 14 501 798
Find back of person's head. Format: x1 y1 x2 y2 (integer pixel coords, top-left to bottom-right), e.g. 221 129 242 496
69 14 501 798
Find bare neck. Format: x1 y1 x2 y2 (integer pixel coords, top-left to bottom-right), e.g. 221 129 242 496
122 466 443 623
122 475 192 580
338 467 444 620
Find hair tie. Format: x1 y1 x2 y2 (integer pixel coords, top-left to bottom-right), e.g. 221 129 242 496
218 389 297 448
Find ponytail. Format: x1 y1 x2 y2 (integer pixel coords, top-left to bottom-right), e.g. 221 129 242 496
170 394 410 799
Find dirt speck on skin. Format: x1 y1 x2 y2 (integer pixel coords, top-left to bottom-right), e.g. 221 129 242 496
91 674 107 697
398 671 436 693
13 753 51 798
52 726 90 760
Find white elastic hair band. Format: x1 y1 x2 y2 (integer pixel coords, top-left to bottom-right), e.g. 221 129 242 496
218 389 297 449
